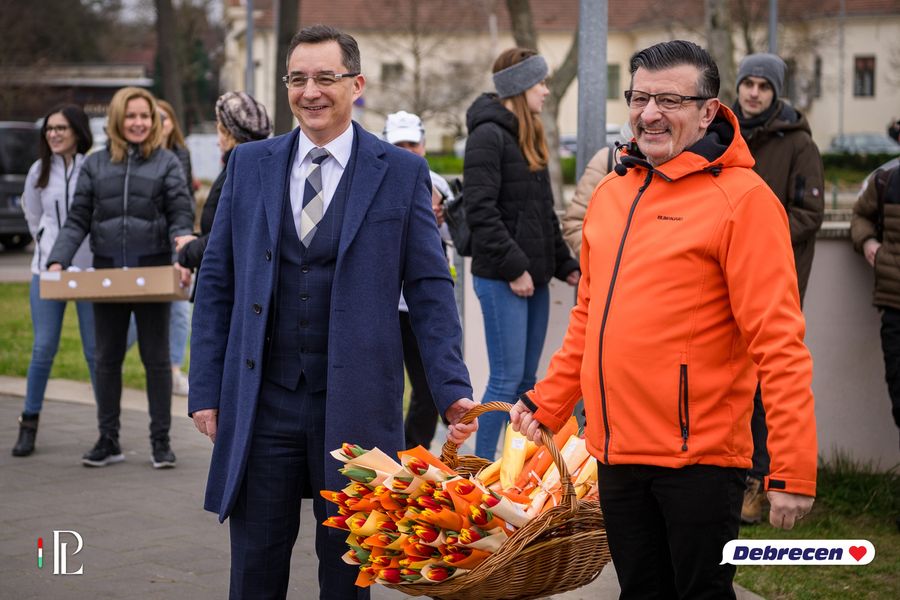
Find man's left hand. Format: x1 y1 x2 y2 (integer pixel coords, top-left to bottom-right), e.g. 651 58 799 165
566 270 581 287
768 490 814 530
445 398 478 444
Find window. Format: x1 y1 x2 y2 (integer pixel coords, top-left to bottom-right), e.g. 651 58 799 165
853 56 875 97
784 58 797 104
607 64 620 100
381 62 404 83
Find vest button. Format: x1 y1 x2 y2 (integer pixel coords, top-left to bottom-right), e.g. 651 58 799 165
265 249 272 261
300 320 309 327
246 359 255 369
301 265 310 273
252 303 262 314
300 293 310 301
300 346 307 353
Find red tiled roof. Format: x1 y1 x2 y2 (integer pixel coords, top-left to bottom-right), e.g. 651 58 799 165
227 0 899 32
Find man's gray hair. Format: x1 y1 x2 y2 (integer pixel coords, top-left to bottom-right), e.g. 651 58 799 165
629 40 720 100
286 24 361 73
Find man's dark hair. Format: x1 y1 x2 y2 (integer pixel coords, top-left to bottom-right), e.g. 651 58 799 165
629 40 720 100
286 24 361 73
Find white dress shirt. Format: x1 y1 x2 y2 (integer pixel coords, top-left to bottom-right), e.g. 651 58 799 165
289 124 355 241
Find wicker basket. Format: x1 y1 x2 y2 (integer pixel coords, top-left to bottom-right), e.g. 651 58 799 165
383 402 611 600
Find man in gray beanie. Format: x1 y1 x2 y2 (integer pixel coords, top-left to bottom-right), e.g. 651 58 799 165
733 52 824 526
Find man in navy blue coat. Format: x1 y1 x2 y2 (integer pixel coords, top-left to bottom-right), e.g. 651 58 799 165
188 25 476 599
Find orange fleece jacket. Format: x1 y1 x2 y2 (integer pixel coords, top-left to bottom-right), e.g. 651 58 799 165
526 106 817 497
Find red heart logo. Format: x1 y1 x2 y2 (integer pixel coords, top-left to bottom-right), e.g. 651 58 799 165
848 546 866 561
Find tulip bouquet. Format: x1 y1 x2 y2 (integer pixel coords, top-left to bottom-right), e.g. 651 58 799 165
320 420 598 590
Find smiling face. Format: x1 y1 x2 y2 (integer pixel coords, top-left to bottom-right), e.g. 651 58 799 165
45 112 77 158
287 40 364 146
629 64 719 167
122 97 153 145
737 75 775 118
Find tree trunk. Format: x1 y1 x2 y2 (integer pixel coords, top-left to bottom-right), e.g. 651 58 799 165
705 0 736 106
505 0 578 209
505 0 537 50
274 0 300 134
155 0 185 129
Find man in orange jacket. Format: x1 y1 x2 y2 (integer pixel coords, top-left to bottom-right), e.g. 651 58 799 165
509 41 817 599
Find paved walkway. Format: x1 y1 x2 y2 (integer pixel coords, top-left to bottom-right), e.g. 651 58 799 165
0 378 763 599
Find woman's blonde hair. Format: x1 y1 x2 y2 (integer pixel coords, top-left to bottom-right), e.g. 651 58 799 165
157 99 187 150
492 48 549 171
106 87 161 162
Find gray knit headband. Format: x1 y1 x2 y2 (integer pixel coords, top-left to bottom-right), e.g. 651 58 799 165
492 55 549 99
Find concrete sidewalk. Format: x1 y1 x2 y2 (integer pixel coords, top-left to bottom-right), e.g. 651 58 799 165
0 378 763 599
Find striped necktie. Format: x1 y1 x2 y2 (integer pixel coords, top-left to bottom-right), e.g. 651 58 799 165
299 147 330 247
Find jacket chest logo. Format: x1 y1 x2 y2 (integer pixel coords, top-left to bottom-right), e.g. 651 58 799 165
657 215 684 222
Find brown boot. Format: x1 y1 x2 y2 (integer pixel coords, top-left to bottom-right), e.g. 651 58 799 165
741 476 766 524
12 412 39 457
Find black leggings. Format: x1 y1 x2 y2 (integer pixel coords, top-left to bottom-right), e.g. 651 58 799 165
92 302 172 442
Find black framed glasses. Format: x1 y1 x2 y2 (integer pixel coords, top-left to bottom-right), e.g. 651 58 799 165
624 90 712 111
45 125 70 135
282 72 360 89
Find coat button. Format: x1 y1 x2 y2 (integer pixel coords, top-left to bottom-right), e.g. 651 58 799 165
252 303 262 314
301 265 310 273
246 359 255 369
300 319 309 327
265 249 272 261
300 293 309 301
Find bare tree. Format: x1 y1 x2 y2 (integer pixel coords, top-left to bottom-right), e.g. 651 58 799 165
156 0 186 127
505 0 578 208
705 0 736 106
362 0 493 142
274 0 300 134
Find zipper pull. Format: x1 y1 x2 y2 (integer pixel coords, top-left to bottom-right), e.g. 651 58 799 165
681 426 689 451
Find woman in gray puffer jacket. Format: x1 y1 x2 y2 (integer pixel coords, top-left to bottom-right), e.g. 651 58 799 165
48 87 193 470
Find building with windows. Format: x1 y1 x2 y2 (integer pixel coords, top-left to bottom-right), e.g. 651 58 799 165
222 0 899 151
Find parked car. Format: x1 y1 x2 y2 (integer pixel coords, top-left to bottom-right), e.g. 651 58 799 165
827 133 900 155
0 121 40 250
559 125 624 158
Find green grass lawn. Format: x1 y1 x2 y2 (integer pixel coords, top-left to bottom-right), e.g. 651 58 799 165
734 455 899 599
0 282 171 390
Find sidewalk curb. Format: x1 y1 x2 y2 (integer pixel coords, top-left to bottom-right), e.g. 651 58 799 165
0 375 190 417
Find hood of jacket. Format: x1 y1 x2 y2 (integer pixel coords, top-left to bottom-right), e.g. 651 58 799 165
620 103 756 182
466 93 518 138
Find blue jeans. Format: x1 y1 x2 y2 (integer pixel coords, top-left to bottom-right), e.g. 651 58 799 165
24 274 96 414
472 275 550 459
169 300 191 367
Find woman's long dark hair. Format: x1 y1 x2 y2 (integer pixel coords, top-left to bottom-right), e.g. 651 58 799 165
37 105 93 189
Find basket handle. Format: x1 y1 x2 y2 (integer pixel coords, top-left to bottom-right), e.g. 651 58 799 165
440 401 578 510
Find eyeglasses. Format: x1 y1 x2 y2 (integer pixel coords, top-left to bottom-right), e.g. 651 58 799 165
46 125 70 135
282 72 360 89
624 90 712 111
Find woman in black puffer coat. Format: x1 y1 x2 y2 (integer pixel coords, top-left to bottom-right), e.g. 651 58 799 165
463 48 580 459
48 87 193 470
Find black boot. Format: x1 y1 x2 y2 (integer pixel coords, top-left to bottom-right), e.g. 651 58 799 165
12 412 39 457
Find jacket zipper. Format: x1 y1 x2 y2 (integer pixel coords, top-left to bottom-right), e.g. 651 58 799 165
598 168 654 462
122 149 132 265
678 363 690 451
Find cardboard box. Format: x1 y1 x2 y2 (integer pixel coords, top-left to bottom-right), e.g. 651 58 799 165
40 266 190 303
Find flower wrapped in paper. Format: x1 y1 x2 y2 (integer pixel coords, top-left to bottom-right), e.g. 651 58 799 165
441 545 492 570
420 563 465 582
398 446 458 481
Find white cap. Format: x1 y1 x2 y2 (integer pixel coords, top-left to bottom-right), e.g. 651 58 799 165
383 111 424 145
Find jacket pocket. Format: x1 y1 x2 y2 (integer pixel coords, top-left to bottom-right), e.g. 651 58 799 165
678 363 690 451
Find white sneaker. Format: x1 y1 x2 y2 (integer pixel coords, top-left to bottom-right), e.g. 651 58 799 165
172 371 189 396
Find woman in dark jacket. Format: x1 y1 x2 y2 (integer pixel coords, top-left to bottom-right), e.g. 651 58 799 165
48 87 193 470
464 48 580 459
176 91 271 280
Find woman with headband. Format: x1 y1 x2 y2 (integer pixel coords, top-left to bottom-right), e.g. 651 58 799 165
463 48 580 459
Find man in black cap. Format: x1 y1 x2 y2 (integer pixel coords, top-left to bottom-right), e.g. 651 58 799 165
733 52 825 524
